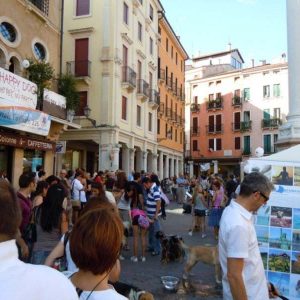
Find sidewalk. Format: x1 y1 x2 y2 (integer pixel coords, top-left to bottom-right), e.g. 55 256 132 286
119 200 223 299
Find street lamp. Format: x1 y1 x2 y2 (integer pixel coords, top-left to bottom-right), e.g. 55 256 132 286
83 105 96 127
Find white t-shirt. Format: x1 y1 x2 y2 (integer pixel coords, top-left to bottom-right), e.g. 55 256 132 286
61 234 78 273
105 191 116 205
72 178 86 202
117 193 131 210
219 200 268 300
78 286 127 300
0 240 78 300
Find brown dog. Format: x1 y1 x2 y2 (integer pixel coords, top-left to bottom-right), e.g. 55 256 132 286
179 240 221 284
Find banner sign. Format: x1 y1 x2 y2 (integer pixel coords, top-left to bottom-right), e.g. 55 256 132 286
0 67 37 109
0 106 51 136
43 89 66 119
56 141 66 154
0 131 55 151
248 160 300 299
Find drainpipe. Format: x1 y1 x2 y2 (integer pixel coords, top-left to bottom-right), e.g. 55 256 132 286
59 0 64 76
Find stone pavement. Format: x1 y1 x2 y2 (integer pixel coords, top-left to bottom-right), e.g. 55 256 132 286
119 200 223 299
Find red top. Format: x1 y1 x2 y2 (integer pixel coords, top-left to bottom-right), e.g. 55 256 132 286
17 192 32 234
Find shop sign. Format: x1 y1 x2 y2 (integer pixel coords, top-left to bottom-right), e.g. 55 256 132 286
0 132 55 151
0 67 37 109
56 141 66 154
0 106 51 136
43 89 66 119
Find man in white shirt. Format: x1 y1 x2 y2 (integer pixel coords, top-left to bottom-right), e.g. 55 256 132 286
0 179 78 300
219 172 274 300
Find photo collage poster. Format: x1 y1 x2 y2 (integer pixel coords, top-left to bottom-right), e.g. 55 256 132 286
253 163 300 299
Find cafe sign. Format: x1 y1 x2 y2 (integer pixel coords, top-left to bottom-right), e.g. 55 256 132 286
0 132 55 151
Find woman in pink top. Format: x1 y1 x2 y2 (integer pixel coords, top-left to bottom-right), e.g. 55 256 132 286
208 180 224 240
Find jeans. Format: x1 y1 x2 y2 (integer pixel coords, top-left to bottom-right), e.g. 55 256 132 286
148 217 161 254
31 250 51 265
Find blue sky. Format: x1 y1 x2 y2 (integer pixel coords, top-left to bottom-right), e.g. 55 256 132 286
160 0 287 67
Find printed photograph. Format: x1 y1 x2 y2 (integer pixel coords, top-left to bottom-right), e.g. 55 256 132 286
269 227 292 250
268 249 291 273
292 252 300 275
272 166 294 186
256 226 269 248
289 274 300 298
293 230 300 251
260 247 269 269
270 206 292 228
294 167 300 187
267 271 290 299
293 209 300 230
255 205 271 226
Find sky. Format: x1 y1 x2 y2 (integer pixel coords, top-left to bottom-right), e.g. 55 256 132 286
160 0 287 67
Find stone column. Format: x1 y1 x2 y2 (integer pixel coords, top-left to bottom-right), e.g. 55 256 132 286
122 147 130 176
99 144 110 171
142 151 147 172
111 146 120 171
152 153 158 174
188 161 194 177
175 158 179 177
277 0 300 148
164 155 169 179
136 150 143 172
129 148 135 173
159 151 163 179
170 157 174 177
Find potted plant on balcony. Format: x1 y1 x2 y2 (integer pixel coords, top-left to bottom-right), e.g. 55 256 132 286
57 73 80 122
26 59 54 111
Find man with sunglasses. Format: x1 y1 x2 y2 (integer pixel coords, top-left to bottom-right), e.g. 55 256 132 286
219 172 274 300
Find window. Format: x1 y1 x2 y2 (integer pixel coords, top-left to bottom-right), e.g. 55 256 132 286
75 38 89 76
138 22 142 42
243 88 250 101
122 96 127 120
123 2 129 24
149 4 153 21
208 138 222 151
157 119 160 134
180 132 182 144
175 129 178 142
171 46 173 58
165 124 168 138
209 93 214 101
216 138 222 150
244 136 250 154
34 43 46 60
264 134 271 154
137 105 141 126
76 0 90 16
235 137 241 150
180 60 183 71
148 112 152 131
149 37 153 55
274 134 278 152
76 91 87 116
264 109 270 120
0 22 17 42
274 108 281 119
193 140 198 151
273 84 280 97
209 139 214 150
122 45 128 66
175 52 178 65
29 0 49 15
166 38 169 52
263 85 270 98
233 112 240 130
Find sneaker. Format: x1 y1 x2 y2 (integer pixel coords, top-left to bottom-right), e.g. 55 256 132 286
130 256 138 262
151 251 160 256
140 256 146 262
119 255 125 260
188 231 193 236
201 233 207 238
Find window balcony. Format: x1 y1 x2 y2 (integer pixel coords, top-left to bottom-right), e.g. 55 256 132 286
166 77 172 90
206 98 223 110
158 68 165 83
137 79 149 102
149 89 159 108
28 0 49 15
240 121 252 132
242 148 251 156
232 95 242 107
121 66 136 92
232 122 241 131
261 118 282 129
158 103 165 115
176 114 182 125
191 103 200 112
191 126 200 136
206 124 223 134
171 111 177 123
166 107 172 119
66 60 91 78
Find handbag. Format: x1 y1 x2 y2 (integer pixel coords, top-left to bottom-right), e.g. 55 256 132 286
23 208 37 243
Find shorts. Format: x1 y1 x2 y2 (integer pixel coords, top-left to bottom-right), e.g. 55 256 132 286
132 215 140 226
194 209 206 217
71 200 81 211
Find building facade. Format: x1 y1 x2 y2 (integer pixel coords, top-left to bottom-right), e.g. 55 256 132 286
185 49 288 177
60 0 164 175
0 0 77 187
157 13 188 179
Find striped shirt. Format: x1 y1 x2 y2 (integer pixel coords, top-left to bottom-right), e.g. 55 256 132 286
146 183 161 217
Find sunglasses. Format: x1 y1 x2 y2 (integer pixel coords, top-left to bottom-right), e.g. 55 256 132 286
254 191 269 203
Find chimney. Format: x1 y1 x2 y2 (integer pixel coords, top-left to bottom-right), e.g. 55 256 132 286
227 42 232 51
251 59 255 68
260 59 267 65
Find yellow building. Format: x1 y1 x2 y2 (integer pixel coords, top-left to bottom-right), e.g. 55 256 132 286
157 12 188 179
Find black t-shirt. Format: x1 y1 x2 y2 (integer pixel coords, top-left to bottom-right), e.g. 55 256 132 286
129 181 143 195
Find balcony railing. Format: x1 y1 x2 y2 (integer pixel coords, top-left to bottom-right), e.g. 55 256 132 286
240 121 252 132
232 122 241 131
207 98 223 110
66 60 91 77
158 68 165 82
166 107 172 119
158 103 165 115
149 89 159 107
242 148 251 156
191 103 200 112
232 95 242 107
29 0 49 15
261 118 282 129
166 77 172 89
171 111 177 122
206 124 223 134
191 127 200 136
137 79 149 100
122 66 136 89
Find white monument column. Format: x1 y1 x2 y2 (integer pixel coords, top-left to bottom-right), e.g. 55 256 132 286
170 157 174 177
277 0 300 148
152 153 158 174
129 148 135 172
142 151 148 172
159 152 163 179
188 161 193 177
122 147 130 176
164 155 169 179
111 145 120 171
175 157 179 177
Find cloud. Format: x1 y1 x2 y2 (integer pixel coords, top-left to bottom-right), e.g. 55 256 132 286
237 0 257 4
